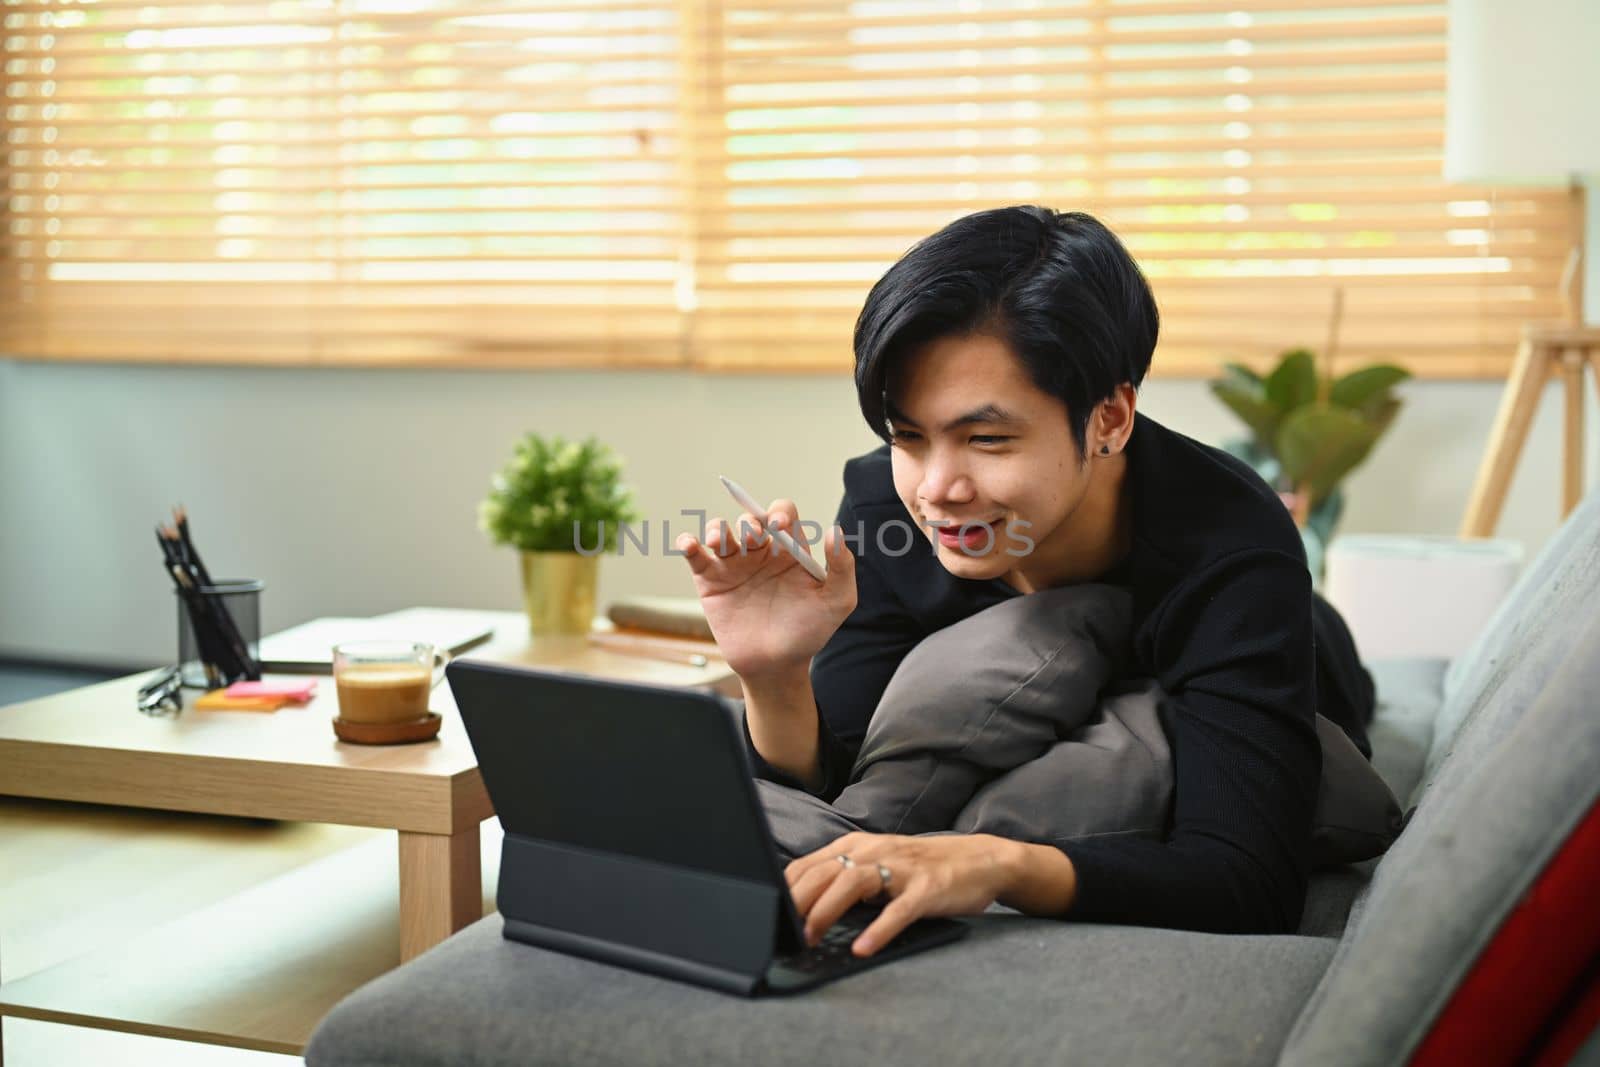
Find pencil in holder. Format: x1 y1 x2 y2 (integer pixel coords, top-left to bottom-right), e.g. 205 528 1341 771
176 578 264 689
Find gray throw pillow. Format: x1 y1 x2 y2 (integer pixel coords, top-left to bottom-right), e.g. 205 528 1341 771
832 584 1136 837
846 584 1402 868
1310 714 1407 867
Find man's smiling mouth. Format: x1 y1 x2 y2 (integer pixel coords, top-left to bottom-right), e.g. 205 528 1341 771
928 517 1006 550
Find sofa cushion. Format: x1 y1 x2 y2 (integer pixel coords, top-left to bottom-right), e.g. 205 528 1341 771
1294 859 1378 940
1423 490 1600 802
306 916 1337 1067
1364 657 1447 803
1277 607 1600 1067
1292 658 1444 940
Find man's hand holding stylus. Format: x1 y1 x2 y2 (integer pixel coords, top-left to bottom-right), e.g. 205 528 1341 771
675 500 857 682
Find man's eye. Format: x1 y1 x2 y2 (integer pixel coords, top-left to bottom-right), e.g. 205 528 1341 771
970 435 1011 446
889 429 920 443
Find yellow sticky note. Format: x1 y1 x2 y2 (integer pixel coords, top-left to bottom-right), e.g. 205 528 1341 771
194 690 289 713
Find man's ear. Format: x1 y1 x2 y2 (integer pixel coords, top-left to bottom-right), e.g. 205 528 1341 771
1094 383 1138 451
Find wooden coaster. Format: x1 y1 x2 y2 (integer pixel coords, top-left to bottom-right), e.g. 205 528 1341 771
333 712 442 745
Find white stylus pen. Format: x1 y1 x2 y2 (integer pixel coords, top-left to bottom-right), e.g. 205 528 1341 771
718 475 828 583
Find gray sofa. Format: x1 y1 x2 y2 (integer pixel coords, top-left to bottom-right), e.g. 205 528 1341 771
307 491 1600 1067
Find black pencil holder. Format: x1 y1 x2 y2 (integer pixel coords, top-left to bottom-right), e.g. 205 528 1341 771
176 578 264 689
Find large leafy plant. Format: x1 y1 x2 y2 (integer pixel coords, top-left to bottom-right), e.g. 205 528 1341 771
479 433 641 553
1211 348 1410 526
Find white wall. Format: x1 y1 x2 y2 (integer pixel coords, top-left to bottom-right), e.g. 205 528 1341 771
1 357 1596 668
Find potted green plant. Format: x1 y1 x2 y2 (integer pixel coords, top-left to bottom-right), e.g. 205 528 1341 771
478 433 642 635
1209 296 1410 580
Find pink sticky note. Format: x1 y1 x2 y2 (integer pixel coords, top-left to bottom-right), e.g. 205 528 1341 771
225 679 318 702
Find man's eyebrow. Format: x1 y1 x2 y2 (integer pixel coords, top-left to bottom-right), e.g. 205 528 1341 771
885 400 1027 433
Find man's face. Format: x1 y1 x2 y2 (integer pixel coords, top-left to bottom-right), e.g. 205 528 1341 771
885 333 1092 585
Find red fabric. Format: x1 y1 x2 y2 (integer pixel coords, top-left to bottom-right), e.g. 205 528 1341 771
1528 961 1600 1067
1408 795 1600 1067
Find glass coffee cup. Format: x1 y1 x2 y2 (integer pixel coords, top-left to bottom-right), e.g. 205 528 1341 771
332 641 449 726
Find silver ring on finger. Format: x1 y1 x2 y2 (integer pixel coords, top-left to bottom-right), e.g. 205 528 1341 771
836 854 855 870
876 863 893 891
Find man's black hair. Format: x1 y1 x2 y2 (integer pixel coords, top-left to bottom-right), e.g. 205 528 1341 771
853 205 1159 458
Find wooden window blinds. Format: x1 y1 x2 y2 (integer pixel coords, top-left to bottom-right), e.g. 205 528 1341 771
2 0 1580 375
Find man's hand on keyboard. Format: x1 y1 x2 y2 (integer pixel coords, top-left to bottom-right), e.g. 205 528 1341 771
784 831 1019 957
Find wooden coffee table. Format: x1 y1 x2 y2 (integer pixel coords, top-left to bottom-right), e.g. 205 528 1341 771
0 608 735 1056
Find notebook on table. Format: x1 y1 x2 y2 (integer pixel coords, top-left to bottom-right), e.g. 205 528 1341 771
445 659 970 996
259 607 495 673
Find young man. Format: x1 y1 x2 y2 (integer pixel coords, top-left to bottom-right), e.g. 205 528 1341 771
677 206 1375 957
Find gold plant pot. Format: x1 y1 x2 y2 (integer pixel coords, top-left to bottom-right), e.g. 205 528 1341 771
519 550 599 636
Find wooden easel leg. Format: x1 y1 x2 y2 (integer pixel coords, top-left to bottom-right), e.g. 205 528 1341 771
1591 351 1600 426
1462 337 1552 537
1561 350 1586 517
